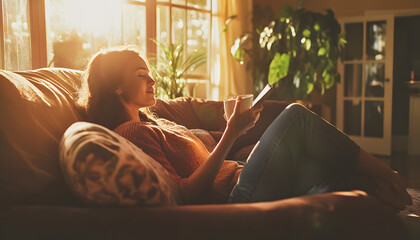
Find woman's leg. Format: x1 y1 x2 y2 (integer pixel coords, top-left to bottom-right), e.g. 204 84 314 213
229 103 374 203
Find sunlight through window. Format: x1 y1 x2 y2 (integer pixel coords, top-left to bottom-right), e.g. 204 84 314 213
45 0 145 69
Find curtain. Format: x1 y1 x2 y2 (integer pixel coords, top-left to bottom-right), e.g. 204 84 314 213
210 0 253 100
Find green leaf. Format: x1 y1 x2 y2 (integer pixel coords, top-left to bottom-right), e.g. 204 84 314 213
231 38 244 62
325 72 334 89
268 53 290 85
320 81 325 95
267 36 276 51
223 15 237 33
305 39 311 51
303 29 311 37
293 74 300 88
314 23 320 31
318 47 326 56
233 48 245 63
339 36 347 44
306 81 314 94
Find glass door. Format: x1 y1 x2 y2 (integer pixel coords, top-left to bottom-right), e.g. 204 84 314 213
337 15 394 156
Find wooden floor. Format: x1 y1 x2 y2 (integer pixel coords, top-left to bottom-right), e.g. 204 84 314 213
377 152 420 190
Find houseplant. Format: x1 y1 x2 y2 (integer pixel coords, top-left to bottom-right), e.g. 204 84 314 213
230 3 346 101
150 40 206 100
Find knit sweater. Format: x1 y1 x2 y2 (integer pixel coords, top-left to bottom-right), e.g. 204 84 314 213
114 121 243 204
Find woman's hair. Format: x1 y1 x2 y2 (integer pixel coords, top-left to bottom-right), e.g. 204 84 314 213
77 46 156 129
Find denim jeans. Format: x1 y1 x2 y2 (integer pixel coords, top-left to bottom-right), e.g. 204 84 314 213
228 103 374 203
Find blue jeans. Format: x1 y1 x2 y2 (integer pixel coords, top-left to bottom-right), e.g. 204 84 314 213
229 103 374 203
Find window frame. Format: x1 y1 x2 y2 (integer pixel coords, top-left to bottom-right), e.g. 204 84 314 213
154 0 212 81
29 0 47 69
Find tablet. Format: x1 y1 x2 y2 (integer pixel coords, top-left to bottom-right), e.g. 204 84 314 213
252 84 274 107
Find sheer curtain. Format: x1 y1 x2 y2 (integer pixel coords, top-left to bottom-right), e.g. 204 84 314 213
2 0 32 70
210 0 253 100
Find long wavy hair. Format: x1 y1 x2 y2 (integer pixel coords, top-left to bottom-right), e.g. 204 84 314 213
78 46 156 130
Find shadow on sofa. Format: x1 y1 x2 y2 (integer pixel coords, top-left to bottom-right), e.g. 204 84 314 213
0 68 418 239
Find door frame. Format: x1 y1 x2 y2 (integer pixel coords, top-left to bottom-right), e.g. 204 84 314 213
337 15 394 156
337 8 420 156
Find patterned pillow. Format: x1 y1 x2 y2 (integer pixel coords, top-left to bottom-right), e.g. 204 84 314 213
59 122 180 206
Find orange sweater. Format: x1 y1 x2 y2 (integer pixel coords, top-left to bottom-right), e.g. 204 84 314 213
114 121 243 204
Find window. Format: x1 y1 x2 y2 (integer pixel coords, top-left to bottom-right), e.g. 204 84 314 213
156 0 212 97
1 0 31 71
44 0 146 69
1 0 213 97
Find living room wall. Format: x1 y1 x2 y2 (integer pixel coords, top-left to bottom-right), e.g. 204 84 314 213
253 0 420 18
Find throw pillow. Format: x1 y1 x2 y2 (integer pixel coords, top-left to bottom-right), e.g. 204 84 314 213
59 122 180 206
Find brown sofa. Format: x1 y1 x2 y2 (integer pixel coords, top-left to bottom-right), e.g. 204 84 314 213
0 68 413 239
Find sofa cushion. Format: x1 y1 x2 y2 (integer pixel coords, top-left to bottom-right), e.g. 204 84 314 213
60 122 180 206
151 97 226 131
0 68 83 205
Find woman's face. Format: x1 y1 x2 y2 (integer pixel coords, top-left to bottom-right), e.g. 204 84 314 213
119 54 156 108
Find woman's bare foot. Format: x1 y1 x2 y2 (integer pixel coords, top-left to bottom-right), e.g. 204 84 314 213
356 148 412 211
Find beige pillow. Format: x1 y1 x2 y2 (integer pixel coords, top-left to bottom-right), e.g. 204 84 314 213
59 122 180 206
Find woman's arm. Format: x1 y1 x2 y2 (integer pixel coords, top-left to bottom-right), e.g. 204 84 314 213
180 97 263 204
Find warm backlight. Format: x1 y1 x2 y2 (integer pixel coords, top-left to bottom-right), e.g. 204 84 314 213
46 0 123 38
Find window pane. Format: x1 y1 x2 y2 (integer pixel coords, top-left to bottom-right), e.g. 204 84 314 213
45 0 123 69
187 0 210 10
122 3 146 52
365 63 385 97
172 0 186 5
157 5 170 45
187 10 209 75
172 7 186 46
364 101 384 137
344 100 361 136
344 23 363 61
344 64 362 97
366 21 386 60
157 5 170 64
2 0 31 70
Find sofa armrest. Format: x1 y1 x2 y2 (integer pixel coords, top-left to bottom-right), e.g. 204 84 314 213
0 191 405 240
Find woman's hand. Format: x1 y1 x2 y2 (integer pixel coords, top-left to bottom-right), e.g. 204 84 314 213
371 170 412 212
357 148 412 211
181 97 262 203
225 96 263 139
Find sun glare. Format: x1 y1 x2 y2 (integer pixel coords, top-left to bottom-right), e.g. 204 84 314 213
52 0 123 38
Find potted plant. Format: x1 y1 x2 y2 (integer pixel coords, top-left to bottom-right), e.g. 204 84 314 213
150 40 206 100
230 3 346 102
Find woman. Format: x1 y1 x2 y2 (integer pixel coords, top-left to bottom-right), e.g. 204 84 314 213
78 46 412 210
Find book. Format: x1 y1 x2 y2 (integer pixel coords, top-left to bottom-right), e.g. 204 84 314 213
252 84 274 107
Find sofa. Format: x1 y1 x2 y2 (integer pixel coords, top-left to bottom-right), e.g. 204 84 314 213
0 67 418 239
